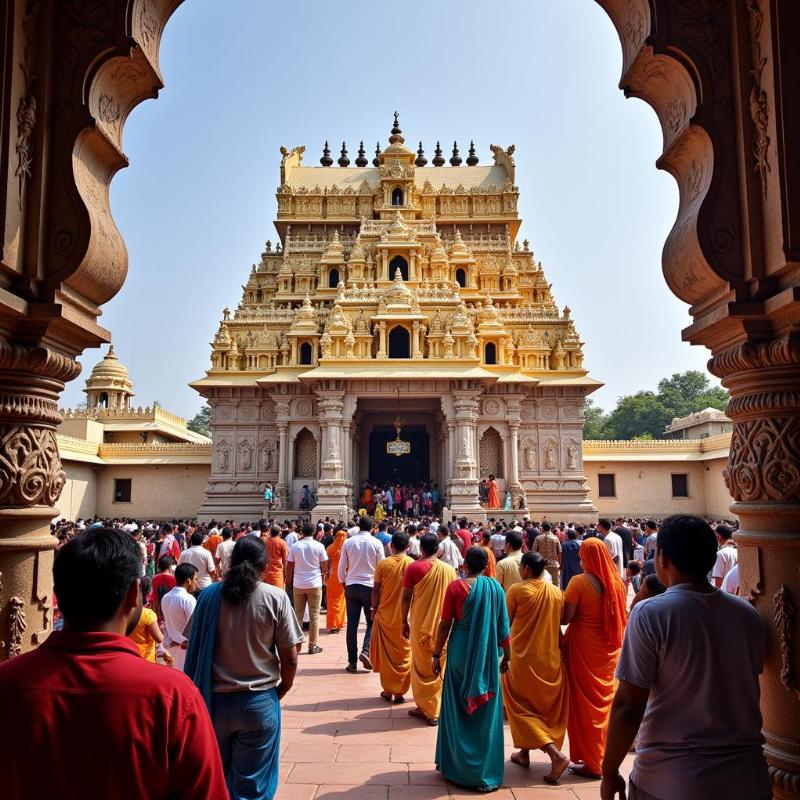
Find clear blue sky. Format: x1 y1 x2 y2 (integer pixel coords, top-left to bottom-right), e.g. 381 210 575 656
60 0 715 418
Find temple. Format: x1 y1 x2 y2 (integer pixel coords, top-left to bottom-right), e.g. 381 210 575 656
192 115 601 520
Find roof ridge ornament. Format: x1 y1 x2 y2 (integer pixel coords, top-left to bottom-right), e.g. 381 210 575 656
389 111 404 145
415 141 427 167
373 142 381 167
466 140 479 166
450 141 462 166
432 141 445 167
355 141 368 167
337 142 350 167
320 141 333 167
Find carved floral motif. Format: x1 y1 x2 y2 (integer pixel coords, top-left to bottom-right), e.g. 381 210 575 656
773 585 800 700
0 426 65 506
3 597 27 659
745 0 771 197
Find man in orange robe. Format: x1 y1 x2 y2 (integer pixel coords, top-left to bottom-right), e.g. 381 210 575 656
502 551 570 783
401 533 457 725
371 531 413 702
262 524 288 589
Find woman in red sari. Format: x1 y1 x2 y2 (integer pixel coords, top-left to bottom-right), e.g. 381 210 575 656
486 474 500 509
562 536 627 778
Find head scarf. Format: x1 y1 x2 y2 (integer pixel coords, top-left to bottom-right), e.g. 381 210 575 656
327 528 347 559
579 537 627 649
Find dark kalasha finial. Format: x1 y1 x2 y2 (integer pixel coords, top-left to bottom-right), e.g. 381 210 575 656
391 111 402 135
466 140 479 166
450 141 462 166
432 141 445 167
338 141 350 167
415 141 427 167
355 141 368 167
373 142 381 167
320 141 333 167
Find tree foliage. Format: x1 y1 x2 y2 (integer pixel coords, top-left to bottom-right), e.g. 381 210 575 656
583 370 729 440
188 403 211 437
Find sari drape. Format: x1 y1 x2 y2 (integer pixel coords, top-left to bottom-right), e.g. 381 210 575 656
410 559 456 720
502 578 567 749
487 479 500 509
183 582 224 713
371 554 413 695
436 576 509 790
563 539 627 774
326 531 347 630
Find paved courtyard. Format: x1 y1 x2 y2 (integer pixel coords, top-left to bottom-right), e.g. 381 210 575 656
276 626 633 800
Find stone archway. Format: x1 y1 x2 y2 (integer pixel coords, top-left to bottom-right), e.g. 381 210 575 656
1 2 799 796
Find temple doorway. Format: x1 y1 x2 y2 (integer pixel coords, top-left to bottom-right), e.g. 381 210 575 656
367 426 430 485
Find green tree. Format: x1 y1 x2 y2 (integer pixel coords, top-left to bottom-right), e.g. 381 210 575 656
656 370 728 417
188 403 211 437
604 391 672 440
582 397 610 439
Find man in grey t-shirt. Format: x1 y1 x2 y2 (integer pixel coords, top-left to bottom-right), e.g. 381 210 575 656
600 514 769 800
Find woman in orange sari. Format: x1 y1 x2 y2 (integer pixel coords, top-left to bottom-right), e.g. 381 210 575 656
487 474 500 509
325 528 347 633
479 529 497 578
562 536 627 779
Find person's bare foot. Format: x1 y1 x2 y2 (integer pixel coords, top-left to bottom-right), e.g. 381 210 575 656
510 751 530 768
543 751 570 784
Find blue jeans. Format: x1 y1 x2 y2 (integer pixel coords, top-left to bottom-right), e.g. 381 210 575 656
212 689 281 800
345 583 374 664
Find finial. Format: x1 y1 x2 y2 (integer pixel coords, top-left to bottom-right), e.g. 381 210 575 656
466 140 479 166
391 111 401 135
320 141 333 167
355 140 368 167
432 141 445 167
373 142 381 167
337 142 350 167
450 141 462 166
388 111 405 145
107 344 116 357
415 141 427 167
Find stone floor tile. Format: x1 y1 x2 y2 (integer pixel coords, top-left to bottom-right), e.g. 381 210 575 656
388 786 450 800
289 763 409 786
389 745 436 763
314 786 389 800
274 784 319 800
407 764 449 786
510 788 580 799
278 744 339 763
449 788 516 800
336 745 393 763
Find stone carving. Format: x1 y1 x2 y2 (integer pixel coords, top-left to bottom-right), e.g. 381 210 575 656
745 0 770 198
3 597 26 659
460 436 470 459
738 544 763 605
567 442 578 470
238 439 253 470
0 426 65 506
259 440 273 471
217 439 230 473
14 0 40 209
484 399 500 416
524 442 536 471
296 399 312 417
773 585 800 700
724 416 800 503
545 440 557 470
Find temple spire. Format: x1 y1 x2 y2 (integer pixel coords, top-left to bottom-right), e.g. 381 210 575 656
450 141 462 166
337 141 350 167
355 140 368 167
373 141 381 167
388 110 404 145
415 141 427 167
432 141 445 167
466 140 479 166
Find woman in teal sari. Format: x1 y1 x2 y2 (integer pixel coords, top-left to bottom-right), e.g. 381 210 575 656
433 546 511 792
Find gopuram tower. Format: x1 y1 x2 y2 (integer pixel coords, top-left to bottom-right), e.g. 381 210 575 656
192 115 600 521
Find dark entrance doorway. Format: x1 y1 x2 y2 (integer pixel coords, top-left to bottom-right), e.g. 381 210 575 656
389 255 409 281
388 326 410 358
368 426 430 484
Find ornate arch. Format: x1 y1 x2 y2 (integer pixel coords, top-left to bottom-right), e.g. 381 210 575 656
293 427 317 479
479 426 504 479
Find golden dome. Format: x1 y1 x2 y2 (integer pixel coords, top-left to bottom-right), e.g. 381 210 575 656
84 345 134 408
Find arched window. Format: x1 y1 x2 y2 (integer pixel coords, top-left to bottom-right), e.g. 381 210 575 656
391 187 404 206
388 326 411 359
328 268 339 289
294 428 317 479
484 342 497 365
479 427 504 478
389 255 409 281
455 268 466 287
98 392 109 408
299 342 313 365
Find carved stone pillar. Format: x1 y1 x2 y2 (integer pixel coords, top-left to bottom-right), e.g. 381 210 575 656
709 336 800 798
274 399 291 510
0 347 80 658
377 322 387 359
446 392 484 518
508 420 524 509
312 391 350 518
412 321 422 359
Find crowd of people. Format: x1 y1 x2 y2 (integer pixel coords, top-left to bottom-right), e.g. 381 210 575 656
1 510 768 800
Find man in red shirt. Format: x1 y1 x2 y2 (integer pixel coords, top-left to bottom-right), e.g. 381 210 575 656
0 527 227 800
455 517 473 555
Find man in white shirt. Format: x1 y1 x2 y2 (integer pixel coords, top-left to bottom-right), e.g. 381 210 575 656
177 531 218 591
161 563 198 670
603 514 769 800
599 518 625 578
214 527 235 578
338 516 385 672
285 525 299 549
711 524 738 588
722 563 739 595
436 527 463 571
287 523 329 655
347 518 360 538
489 526 507 559
406 523 421 559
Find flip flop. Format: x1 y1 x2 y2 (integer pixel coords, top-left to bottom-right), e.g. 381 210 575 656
380 692 393 702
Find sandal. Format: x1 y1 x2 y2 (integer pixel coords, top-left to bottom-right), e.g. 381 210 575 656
380 692 393 702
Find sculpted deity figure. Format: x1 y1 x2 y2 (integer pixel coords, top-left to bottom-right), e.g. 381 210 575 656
524 444 536 471
460 436 470 459
239 439 253 470
260 441 272 471
218 441 230 473
545 441 556 470
328 430 339 460
567 443 578 470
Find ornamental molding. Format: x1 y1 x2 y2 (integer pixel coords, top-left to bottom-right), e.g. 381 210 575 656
773 584 800 700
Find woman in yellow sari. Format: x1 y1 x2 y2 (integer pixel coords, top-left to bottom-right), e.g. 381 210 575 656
326 528 347 633
563 536 627 779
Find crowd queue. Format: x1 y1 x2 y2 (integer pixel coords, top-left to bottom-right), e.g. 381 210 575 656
0 510 768 800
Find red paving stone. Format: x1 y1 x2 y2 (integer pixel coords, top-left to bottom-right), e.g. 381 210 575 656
277 622 631 798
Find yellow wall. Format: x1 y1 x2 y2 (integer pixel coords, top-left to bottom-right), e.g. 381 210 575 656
95 464 210 519
583 460 733 519
704 457 734 519
58 463 99 520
